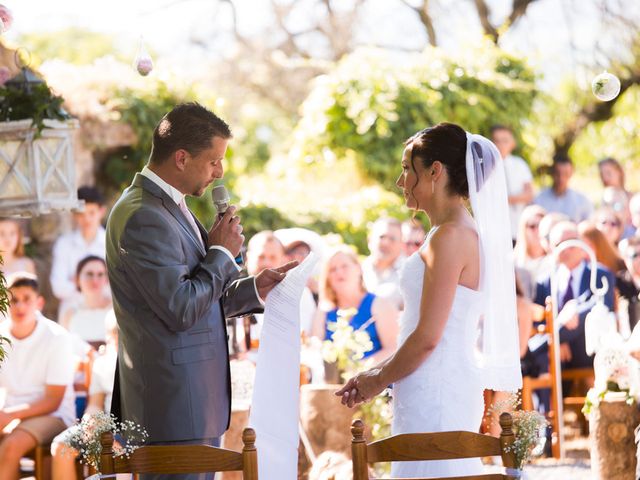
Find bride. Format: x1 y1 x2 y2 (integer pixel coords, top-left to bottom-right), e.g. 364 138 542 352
336 123 522 477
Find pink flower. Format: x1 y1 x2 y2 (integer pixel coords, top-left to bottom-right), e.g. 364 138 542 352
0 66 11 86
0 5 13 33
135 56 153 76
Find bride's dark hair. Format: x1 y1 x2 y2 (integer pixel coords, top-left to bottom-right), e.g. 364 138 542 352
405 123 469 200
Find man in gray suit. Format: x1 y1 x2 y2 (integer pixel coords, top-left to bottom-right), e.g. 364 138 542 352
106 103 294 479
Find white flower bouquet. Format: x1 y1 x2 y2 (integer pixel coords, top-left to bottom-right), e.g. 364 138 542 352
61 411 148 473
487 393 548 472
583 346 639 415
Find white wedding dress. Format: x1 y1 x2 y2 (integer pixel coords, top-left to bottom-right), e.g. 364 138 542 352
391 228 485 478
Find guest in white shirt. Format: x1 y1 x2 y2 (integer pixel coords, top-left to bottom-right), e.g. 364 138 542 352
0 273 75 478
60 255 112 350
534 154 593 224
50 186 107 319
51 312 119 480
491 125 534 241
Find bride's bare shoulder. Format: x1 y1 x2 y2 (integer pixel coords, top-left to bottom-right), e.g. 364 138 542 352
422 222 478 260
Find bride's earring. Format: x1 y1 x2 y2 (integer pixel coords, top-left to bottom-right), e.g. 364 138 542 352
431 180 435 194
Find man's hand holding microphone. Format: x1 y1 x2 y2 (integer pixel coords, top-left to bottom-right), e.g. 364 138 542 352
210 185 297 300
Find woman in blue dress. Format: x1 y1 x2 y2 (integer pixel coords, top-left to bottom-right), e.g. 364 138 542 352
311 245 399 362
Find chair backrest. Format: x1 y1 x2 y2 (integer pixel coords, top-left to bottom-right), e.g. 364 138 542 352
99 428 258 479
351 413 517 480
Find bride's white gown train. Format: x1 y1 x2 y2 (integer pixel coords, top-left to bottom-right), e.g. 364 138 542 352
391 232 485 478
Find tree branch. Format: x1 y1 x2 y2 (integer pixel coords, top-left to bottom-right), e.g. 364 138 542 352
554 70 640 156
400 0 438 47
504 0 539 29
472 0 499 43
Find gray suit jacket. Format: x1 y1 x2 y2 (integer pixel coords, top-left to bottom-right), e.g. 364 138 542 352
106 174 262 442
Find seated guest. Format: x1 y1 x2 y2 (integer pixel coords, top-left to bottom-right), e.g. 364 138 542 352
240 231 316 349
538 212 570 256
0 274 75 478
401 220 426 257
514 205 547 274
617 237 640 333
593 206 625 248
514 205 548 298
579 221 626 273
60 255 112 350
598 157 627 192
362 217 406 309
0 218 36 276
532 222 615 374
51 312 118 480
534 154 593 224
628 193 640 237
50 186 107 318
525 211 569 287
601 187 635 240
311 246 399 363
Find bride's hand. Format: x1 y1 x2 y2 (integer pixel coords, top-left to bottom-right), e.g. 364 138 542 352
353 368 385 402
335 377 362 408
335 369 385 408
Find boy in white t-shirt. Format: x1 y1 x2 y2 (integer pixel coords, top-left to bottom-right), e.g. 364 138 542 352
51 311 118 480
491 125 534 241
0 273 75 479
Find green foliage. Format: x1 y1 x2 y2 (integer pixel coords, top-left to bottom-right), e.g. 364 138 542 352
0 79 71 135
293 45 538 191
0 255 11 365
18 28 125 65
570 85 640 191
97 83 189 199
232 203 294 240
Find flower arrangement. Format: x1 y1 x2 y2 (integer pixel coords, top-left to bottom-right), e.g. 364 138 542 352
61 411 148 473
322 308 373 378
487 393 548 470
322 308 392 445
583 346 639 415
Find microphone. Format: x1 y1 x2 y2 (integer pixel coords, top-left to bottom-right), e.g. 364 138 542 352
212 185 244 266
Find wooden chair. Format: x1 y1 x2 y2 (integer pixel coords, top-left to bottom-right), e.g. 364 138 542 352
20 443 51 480
351 413 518 480
520 297 595 458
99 428 258 479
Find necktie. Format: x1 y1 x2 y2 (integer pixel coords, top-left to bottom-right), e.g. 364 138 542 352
560 272 574 310
178 197 203 247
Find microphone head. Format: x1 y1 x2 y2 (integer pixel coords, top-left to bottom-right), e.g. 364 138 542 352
212 185 230 213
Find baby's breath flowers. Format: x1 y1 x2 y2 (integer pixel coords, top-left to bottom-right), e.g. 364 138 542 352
487 392 548 470
61 411 149 472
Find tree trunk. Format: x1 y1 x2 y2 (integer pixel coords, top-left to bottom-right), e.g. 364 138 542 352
589 394 640 480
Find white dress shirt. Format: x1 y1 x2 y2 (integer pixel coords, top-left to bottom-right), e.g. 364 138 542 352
140 166 240 270
557 261 586 304
139 167 263 303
